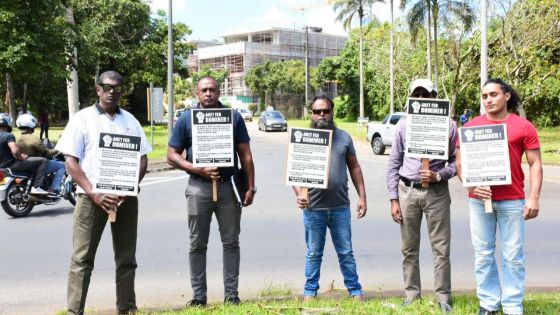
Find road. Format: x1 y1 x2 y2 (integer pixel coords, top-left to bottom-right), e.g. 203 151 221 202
1 121 559 314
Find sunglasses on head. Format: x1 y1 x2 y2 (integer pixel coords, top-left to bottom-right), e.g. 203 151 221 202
312 108 332 115
99 83 123 93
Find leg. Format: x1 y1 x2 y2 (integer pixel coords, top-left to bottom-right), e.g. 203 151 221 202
424 183 451 303
496 199 525 315
67 195 108 314
303 209 328 297
46 160 66 192
399 184 423 301
186 178 214 302
328 208 362 297
9 157 48 188
469 198 500 312
214 181 242 299
111 197 139 312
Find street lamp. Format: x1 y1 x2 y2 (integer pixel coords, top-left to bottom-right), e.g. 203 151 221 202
304 26 322 119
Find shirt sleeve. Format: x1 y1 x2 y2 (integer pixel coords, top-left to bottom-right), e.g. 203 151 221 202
55 113 84 159
135 120 152 156
439 120 458 181
168 110 189 150
524 122 540 150
233 111 250 143
386 120 405 200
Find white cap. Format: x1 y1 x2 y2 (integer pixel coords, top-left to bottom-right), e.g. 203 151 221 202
409 79 437 96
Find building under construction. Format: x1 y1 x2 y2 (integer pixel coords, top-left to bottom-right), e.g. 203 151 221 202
188 27 347 106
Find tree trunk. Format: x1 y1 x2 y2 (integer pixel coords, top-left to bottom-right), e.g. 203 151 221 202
5 73 16 121
65 6 80 119
359 17 364 119
432 0 439 91
426 0 432 81
390 0 395 114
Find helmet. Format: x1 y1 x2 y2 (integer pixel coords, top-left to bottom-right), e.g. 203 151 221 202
0 113 13 132
16 113 38 130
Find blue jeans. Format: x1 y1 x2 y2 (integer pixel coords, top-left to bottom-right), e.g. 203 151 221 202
469 198 525 314
47 160 65 192
303 207 362 297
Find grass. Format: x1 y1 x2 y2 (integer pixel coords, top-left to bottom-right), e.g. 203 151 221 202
35 123 560 164
128 291 560 314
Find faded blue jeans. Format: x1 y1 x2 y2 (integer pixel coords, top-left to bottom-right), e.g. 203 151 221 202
469 198 525 314
47 160 65 192
303 207 362 297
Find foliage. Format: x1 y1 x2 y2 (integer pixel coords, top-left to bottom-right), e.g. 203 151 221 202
191 65 229 85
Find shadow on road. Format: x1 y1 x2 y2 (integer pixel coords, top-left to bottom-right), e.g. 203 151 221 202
25 207 74 218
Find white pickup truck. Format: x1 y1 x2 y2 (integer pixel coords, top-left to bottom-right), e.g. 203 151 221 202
366 112 405 155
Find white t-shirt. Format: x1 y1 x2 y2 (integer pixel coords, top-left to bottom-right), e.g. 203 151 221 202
55 104 152 193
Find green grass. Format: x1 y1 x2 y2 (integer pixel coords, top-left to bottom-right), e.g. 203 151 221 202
538 127 560 165
258 283 294 298
131 292 560 314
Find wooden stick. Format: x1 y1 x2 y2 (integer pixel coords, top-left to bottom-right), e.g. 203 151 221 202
484 198 493 213
300 187 308 200
212 179 218 202
108 210 117 223
421 158 430 188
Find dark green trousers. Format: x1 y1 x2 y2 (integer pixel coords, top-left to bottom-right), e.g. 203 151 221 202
67 194 138 314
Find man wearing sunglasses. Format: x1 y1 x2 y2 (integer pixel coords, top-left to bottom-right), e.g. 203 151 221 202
293 96 367 302
56 70 151 315
168 76 255 307
385 79 458 313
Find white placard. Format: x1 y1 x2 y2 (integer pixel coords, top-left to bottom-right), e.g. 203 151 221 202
192 108 234 167
151 87 164 121
459 124 511 187
93 132 141 196
285 127 332 189
405 98 451 160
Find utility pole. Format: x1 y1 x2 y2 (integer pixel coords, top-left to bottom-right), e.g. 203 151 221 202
389 0 395 114
304 26 309 119
167 0 174 137
480 0 488 115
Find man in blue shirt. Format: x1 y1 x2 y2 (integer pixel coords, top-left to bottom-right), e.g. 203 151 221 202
167 76 256 307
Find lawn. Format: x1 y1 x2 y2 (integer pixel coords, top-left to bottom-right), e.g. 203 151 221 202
39 123 560 164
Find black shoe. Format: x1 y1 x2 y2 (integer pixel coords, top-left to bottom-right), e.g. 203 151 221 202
439 302 453 313
402 297 420 306
118 307 137 314
479 307 498 315
224 296 241 305
186 299 207 307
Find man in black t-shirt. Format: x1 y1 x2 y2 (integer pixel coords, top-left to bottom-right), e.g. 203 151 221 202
0 116 48 194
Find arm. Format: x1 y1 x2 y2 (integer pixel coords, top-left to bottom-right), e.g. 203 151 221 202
456 147 492 199
138 155 148 183
292 186 309 209
65 155 119 213
347 154 367 219
8 141 27 160
386 124 404 223
524 148 542 220
236 142 255 206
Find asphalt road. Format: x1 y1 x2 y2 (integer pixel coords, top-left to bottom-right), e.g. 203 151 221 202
1 121 559 314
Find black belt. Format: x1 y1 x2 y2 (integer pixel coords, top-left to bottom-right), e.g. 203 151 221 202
190 174 232 182
400 176 425 189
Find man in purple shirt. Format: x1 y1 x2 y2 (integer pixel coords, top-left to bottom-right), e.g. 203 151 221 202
386 79 458 313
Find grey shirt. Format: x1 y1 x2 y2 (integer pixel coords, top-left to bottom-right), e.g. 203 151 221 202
386 118 458 200
308 128 355 210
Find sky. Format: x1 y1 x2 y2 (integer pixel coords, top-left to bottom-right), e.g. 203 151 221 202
149 0 403 41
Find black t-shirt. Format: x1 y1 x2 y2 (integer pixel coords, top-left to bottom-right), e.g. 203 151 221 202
0 131 16 168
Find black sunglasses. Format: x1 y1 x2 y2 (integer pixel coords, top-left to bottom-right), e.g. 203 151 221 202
411 91 432 98
312 108 332 115
99 84 123 93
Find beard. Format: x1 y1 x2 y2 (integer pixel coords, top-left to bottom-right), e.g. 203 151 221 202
311 118 336 130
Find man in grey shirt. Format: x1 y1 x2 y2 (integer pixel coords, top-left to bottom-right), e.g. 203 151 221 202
293 96 367 301
386 79 458 313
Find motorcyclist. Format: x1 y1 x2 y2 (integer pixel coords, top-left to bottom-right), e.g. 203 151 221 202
0 113 49 194
15 113 66 195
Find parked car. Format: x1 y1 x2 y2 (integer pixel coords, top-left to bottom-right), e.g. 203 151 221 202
173 109 186 126
258 111 287 132
366 112 405 155
237 108 253 121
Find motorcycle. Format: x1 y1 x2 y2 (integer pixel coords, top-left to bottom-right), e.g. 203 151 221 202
0 156 77 218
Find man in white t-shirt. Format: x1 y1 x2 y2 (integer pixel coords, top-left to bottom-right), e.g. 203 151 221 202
56 70 151 315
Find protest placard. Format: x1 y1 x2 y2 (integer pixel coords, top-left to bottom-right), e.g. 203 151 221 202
285 127 332 189
405 98 451 160
191 108 234 168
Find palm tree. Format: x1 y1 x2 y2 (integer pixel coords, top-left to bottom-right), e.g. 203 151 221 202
333 0 383 120
480 0 488 114
389 0 395 113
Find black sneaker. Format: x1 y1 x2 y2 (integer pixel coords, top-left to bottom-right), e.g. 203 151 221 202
479 307 498 315
186 299 207 307
224 296 241 305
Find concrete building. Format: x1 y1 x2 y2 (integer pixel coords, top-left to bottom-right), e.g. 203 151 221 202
190 27 347 105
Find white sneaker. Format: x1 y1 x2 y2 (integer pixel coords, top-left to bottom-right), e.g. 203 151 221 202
30 187 49 195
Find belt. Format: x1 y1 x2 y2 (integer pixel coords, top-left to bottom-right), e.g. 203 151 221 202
400 176 425 189
189 174 232 182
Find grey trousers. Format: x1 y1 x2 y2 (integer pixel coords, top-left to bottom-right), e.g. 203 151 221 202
186 177 242 301
398 180 451 303
67 195 138 314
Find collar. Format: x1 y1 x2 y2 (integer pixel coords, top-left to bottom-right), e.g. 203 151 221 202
95 102 122 115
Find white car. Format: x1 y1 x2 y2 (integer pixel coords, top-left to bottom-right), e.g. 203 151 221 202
237 108 253 121
366 112 405 155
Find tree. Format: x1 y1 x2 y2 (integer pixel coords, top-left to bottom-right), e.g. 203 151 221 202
333 0 384 120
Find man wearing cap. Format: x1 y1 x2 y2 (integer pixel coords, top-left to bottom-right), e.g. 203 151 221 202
386 79 458 313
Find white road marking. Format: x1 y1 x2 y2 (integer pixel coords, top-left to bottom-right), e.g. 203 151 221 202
140 174 189 186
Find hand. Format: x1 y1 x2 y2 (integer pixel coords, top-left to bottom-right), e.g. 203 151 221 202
356 198 367 219
524 197 539 220
390 200 402 224
196 167 220 180
419 169 437 183
90 193 120 214
20 153 29 160
117 195 128 207
468 186 492 200
243 190 254 207
296 194 309 209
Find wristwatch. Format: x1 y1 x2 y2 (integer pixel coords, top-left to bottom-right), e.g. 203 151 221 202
249 187 257 194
